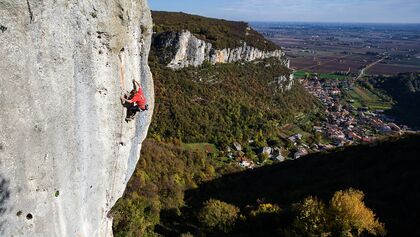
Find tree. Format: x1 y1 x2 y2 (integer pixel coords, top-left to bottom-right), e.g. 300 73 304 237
198 199 240 233
290 189 386 237
258 151 270 163
112 193 160 237
248 203 282 227
292 196 331 237
329 189 386 237
250 203 282 218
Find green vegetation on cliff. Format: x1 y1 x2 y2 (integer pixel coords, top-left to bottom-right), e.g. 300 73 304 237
152 11 279 50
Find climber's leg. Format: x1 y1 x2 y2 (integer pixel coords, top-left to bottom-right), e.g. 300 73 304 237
130 106 140 114
125 106 139 122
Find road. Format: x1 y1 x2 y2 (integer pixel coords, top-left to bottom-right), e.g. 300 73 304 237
356 57 386 80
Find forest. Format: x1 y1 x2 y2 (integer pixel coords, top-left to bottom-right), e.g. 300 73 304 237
113 134 420 237
152 11 279 51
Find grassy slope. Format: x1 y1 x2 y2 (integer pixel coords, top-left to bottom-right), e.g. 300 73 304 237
344 84 393 110
152 11 279 51
175 135 420 237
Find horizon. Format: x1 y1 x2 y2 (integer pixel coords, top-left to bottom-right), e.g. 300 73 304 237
149 0 420 24
153 10 420 25
249 20 420 25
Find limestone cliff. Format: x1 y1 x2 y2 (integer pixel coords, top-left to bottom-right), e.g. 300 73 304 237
153 30 290 70
0 1 153 236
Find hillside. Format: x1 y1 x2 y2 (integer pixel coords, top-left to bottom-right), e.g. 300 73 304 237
152 11 279 51
147 12 319 148
170 135 420 237
148 57 318 147
111 139 242 237
366 72 420 128
113 134 420 237
112 11 324 237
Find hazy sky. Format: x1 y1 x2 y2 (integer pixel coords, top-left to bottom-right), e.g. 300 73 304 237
149 0 420 23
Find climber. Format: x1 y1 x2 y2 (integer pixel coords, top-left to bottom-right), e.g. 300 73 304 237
120 80 149 119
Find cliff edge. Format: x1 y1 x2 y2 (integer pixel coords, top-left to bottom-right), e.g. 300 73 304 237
151 11 289 70
0 1 153 236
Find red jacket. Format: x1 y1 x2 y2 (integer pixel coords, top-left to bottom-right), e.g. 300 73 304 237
129 88 147 110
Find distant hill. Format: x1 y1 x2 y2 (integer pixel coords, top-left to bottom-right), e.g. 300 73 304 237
367 72 420 128
152 11 279 51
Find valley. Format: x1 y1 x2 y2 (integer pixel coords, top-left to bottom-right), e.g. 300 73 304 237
112 12 420 237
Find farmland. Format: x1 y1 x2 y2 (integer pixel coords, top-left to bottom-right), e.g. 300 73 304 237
293 70 349 80
252 22 420 75
343 85 393 110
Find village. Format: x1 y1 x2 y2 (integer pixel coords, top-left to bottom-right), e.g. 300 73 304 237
230 76 413 169
301 77 410 145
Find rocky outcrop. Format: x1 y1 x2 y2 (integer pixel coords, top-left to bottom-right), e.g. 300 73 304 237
0 1 153 237
153 30 289 69
275 74 295 92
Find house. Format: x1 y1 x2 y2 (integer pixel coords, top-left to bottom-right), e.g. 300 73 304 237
288 134 303 143
271 147 285 162
294 147 308 159
240 159 255 169
259 147 273 156
313 126 323 133
388 123 401 132
347 131 362 141
378 125 392 134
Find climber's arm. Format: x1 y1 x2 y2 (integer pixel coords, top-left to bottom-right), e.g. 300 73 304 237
120 96 133 103
134 80 142 88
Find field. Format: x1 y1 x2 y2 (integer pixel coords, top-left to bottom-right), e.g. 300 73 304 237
294 70 349 80
343 85 393 110
368 62 420 74
286 50 370 74
183 143 218 154
253 22 420 75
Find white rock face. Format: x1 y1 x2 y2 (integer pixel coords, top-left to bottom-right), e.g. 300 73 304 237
164 31 289 69
0 1 153 237
275 74 295 92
